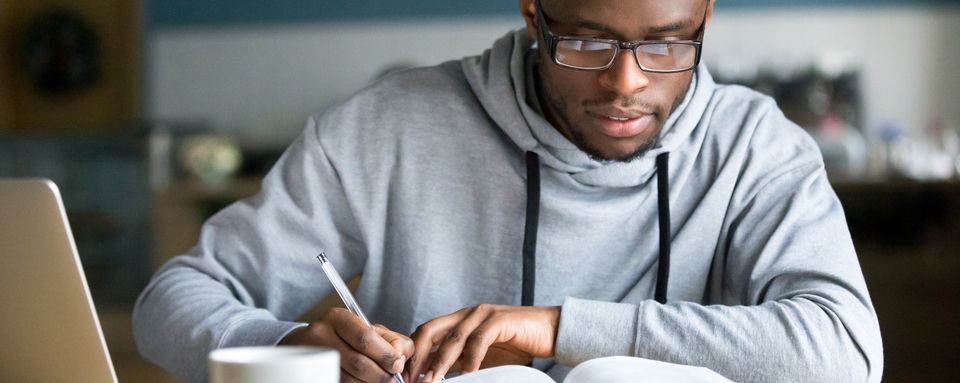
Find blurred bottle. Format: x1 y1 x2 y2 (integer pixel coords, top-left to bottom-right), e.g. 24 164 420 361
813 113 868 180
180 134 243 188
881 119 959 180
149 125 173 192
926 118 960 179
875 122 903 178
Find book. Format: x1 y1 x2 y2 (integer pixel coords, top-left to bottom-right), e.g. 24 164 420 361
442 356 734 383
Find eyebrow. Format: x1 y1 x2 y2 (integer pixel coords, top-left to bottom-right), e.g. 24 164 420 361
648 20 694 35
567 17 694 37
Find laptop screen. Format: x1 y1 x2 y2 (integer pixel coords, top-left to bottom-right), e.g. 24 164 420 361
0 179 118 383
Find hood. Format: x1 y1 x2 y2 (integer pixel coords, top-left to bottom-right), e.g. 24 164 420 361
461 29 716 188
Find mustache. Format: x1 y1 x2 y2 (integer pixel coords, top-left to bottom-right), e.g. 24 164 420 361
582 96 660 114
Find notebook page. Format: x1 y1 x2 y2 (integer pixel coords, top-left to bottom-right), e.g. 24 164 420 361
440 365 555 383
563 356 735 383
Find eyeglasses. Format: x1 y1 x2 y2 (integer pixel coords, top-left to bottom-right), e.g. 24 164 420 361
535 0 707 73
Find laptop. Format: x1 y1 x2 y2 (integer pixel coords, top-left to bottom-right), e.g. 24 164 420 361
0 179 119 382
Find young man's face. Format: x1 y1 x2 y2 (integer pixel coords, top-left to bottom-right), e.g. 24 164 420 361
522 0 712 162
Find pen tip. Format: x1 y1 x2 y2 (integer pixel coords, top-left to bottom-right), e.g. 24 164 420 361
317 253 328 263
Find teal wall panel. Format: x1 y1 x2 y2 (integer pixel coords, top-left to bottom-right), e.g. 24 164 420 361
149 0 960 29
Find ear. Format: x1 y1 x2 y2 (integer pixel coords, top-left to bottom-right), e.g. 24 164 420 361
705 0 715 29
519 0 538 41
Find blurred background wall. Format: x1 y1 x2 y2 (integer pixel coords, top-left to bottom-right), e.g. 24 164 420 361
145 1 960 150
1 0 959 382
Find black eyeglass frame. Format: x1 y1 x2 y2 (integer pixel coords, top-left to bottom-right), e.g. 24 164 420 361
535 0 708 73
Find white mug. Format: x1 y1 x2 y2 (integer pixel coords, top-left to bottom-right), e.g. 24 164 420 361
209 346 339 383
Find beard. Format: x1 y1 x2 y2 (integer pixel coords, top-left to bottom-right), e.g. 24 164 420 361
537 66 692 163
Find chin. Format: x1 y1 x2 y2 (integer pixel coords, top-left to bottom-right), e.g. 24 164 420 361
581 140 651 163
610 147 650 163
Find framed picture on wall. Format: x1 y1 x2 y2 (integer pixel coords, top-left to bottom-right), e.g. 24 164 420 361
4 0 141 131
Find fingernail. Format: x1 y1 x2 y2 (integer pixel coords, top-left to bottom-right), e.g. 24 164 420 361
392 356 405 374
423 371 434 383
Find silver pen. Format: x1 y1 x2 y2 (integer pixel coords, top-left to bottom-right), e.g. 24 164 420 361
317 253 405 383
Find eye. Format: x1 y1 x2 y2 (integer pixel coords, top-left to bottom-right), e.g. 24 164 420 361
565 40 611 52
639 43 671 56
578 40 613 52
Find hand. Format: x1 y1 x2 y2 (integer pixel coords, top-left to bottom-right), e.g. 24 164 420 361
405 304 560 382
280 308 414 383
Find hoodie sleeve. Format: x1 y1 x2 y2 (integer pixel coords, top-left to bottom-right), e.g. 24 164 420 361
554 161 883 382
133 116 366 383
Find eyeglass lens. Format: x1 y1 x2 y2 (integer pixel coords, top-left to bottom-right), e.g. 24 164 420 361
555 40 698 71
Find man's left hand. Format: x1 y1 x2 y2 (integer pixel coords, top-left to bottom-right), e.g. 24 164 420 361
405 304 560 382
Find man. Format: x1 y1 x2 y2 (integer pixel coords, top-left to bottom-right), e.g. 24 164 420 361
134 0 883 382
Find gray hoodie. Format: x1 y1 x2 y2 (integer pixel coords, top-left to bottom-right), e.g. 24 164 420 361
134 30 882 383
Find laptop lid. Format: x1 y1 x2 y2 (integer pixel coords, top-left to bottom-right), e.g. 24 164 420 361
0 178 119 383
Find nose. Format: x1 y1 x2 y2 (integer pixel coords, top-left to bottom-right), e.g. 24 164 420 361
597 49 650 97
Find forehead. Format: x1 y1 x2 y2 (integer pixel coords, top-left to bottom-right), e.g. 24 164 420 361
545 0 703 35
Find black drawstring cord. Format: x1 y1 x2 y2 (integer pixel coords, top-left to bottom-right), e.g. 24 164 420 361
520 152 541 369
654 152 671 304
521 152 541 307
520 151 671 307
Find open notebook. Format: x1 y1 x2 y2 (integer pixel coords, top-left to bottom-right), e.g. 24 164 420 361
442 356 734 383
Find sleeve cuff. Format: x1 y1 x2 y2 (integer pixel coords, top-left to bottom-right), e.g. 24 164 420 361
218 316 309 349
554 297 640 366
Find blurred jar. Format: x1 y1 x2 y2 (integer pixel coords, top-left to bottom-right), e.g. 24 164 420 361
813 114 868 180
180 135 243 188
881 119 958 180
927 118 960 179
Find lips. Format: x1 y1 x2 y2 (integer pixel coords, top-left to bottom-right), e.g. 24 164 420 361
587 110 655 138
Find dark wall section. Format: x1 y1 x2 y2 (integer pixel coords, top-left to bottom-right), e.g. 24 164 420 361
148 0 960 29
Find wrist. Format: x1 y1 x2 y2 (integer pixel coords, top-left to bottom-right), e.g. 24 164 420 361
539 305 562 357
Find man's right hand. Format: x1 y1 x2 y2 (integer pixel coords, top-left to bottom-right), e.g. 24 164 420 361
280 308 414 383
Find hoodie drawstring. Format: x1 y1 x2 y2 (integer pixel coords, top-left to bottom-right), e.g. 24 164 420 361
653 152 671 304
521 151 672 306
521 152 541 307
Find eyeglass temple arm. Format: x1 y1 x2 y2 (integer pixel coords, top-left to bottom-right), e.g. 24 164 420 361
693 2 710 67
535 0 554 47
696 2 709 41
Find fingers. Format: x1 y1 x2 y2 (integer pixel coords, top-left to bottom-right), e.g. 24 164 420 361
457 318 503 372
425 305 495 379
407 304 558 382
407 308 470 382
373 324 414 377
340 369 365 383
327 309 406 375
341 350 394 383
478 344 531 369
322 323 395 383
374 324 416 360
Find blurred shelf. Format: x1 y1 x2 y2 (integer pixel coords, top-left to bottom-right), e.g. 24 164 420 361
151 177 262 269
155 177 262 201
831 178 960 382
833 178 960 193
832 178 960 258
